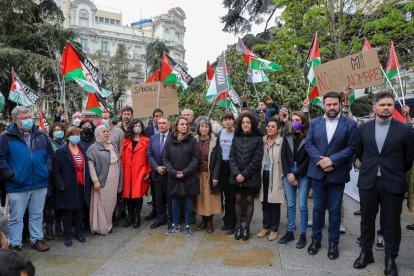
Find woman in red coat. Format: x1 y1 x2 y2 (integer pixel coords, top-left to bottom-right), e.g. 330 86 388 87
121 119 152 228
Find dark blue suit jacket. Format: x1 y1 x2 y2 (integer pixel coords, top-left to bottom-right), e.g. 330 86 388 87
305 115 357 183
147 132 170 182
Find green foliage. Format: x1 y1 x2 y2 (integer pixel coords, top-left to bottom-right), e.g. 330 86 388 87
145 40 170 76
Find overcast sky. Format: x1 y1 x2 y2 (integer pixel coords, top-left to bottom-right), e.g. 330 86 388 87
93 0 280 77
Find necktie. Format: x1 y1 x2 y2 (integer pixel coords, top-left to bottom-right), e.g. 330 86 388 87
160 134 165 151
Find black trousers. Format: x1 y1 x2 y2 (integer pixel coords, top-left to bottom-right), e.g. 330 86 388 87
154 175 172 224
62 184 85 238
262 170 281 232
150 180 156 214
221 161 236 229
359 177 404 257
0 178 5 207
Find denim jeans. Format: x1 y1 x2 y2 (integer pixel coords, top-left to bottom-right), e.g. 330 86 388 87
283 164 310 234
311 178 345 244
45 189 62 230
171 195 193 227
8 187 47 247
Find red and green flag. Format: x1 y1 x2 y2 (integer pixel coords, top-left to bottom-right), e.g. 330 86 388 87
248 56 281 72
384 41 400 86
38 109 50 133
304 32 321 85
145 70 160 83
86 92 106 116
160 52 194 93
9 68 39 107
308 86 324 110
392 109 406 123
61 42 104 95
236 37 256 56
213 91 238 113
206 52 230 102
206 61 214 88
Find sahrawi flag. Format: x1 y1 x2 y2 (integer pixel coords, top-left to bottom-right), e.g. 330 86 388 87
86 92 106 116
61 42 104 95
243 54 269 83
160 52 194 93
384 41 400 86
145 70 160 83
308 86 324 110
304 32 321 85
206 61 214 88
9 68 40 107
38 109 50 133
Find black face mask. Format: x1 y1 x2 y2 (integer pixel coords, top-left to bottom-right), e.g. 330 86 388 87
82 128 92 136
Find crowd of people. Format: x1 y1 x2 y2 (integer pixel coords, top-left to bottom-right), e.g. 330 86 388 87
0 88 413 276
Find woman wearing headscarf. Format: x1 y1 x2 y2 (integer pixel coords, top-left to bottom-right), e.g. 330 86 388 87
121 119 151 228
193 116 222 233
87 125 123 235
163 116 200 238
53 126 90 246
79 118 96 151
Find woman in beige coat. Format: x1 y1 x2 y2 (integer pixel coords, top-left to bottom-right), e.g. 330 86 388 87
257 118 284 241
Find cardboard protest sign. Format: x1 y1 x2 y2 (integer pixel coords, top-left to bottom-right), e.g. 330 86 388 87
313 49 382 95
131 82 180 118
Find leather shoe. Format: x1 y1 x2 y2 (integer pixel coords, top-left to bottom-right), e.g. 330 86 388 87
353 251 374 269
307 240 321 255
235 226 243 240
31 240 50 252
226 228 235 235
242 227 250 241
144 211 156 221
8 244 21 252
64 238 72 247
45 229 54 241
221 225 227 232
384 255 398 276
75 235 86 242
327 243 339 260
406 224 414 230
150 221 166 229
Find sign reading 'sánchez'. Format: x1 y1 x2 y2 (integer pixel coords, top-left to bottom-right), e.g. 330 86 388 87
313 49 382 95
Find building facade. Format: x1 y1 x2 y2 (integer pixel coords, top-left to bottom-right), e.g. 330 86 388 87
58 0 187 109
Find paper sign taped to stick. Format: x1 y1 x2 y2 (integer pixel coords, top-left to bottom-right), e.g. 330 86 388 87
313 49 382 95
131 82 180 118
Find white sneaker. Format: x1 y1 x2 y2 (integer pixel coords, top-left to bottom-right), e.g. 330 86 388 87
375 235 385 250
307 220 313 227
340 224 346 234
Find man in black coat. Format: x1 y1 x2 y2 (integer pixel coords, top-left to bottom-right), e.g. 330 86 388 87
353 92 414 276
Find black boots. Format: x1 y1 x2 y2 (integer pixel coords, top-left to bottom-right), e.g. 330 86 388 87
296 234 307 249
235 226 243 240
124 201 134 227
353 251 374 269
242 227 250 241
384 255 398 276
133 214 141 228
278 231 294 244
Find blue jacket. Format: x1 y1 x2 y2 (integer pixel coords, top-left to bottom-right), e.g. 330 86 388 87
0 123 53 193
147 132 170 182
305 115 357 184
242 101 280 124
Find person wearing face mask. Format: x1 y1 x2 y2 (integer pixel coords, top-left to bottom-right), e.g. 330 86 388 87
71 112 84 127
43 122 67 241
0 106 53 252
87 126 123 235
78 119 96 150
279 111 310 249
121 119 151 228
101 111 124 153
53 127 91 246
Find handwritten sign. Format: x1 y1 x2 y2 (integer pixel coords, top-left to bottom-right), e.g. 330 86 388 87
131 82 180 118
313 49 382 95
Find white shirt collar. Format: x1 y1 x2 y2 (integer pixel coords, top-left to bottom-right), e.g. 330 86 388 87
323 113 341 122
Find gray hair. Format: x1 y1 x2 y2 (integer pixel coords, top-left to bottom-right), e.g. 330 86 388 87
181 109 194 116
11 106 31 120
158 115 170 123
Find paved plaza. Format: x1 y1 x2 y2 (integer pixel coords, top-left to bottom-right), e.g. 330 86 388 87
1 195 414 276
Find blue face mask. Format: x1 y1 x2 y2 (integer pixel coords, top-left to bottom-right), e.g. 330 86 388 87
69 136 80 144
54 131 64 139
21 119 33 130
102 119 109 126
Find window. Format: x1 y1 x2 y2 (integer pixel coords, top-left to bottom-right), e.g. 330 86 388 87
101 42 108 54
105 18 109 24
95 16 98 22
99 17 104 22
115 20 120 25
79 9 89 27
110 19 115 25
80 39 88 52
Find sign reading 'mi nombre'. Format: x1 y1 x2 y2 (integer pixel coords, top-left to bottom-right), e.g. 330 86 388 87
313 49 383 95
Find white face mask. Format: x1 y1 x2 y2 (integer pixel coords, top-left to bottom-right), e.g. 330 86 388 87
133 127 142 134
73 118 81 127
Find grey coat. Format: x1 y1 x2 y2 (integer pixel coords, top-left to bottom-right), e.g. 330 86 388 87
86 141 123 193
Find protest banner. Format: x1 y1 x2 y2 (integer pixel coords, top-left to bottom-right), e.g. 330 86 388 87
313 49 382 95
131 82 180 118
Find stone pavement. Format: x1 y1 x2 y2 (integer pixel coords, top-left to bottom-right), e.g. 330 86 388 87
1 195 414 276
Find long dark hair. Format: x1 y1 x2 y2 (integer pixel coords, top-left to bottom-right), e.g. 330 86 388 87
289 111 309 139
125 119 147 139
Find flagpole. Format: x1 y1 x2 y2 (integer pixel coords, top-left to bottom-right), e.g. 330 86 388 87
156 82 161 108
381 67 403 107
306 62 314 99
396 67 405 105
252 81 264 113
207 101 216 118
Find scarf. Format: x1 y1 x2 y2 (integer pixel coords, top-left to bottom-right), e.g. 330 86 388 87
69 145 84 185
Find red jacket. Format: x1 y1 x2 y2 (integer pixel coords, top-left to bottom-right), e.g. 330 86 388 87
121 137 152 198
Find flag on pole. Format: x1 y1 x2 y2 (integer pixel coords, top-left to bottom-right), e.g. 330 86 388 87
213 91 238 113
243 54 269 83
303 32 321 85
362 38 382 67
86 92 106 116
61 42 105 95
392 109 406 123
145 70 160 83
206 52 229 102
38 109 50 133
0 91 4 112
206 61 214 88
248 56 281 72
384 41 400 86
349 88 366 105
308 86 324 110
160 52 194 92
9 68 40 107
236 37 256 56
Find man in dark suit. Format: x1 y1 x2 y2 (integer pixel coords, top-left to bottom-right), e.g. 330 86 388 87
305 92 357 259
147 115 172 228
353 92 414 276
